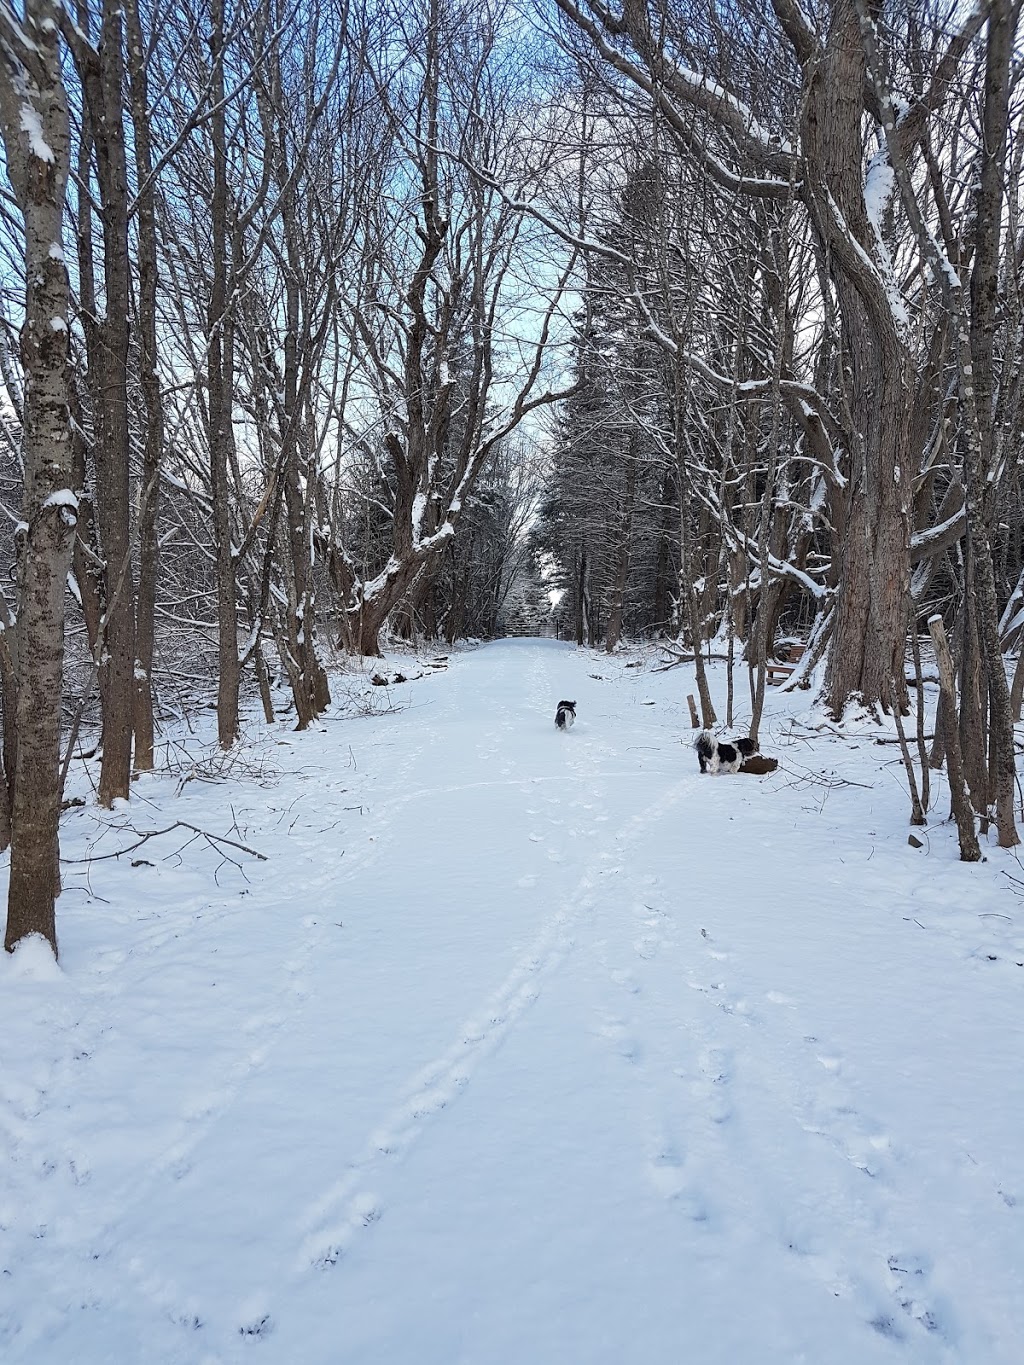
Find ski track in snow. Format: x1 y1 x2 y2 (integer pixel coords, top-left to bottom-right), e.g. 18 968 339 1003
292 647 657 1272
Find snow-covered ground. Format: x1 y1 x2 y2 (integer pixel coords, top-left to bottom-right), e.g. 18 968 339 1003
2 638 1023 1364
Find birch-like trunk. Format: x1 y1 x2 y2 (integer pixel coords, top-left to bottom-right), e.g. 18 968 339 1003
0 0 77 955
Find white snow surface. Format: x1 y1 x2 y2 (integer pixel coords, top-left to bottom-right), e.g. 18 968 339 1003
2 639 1023 1364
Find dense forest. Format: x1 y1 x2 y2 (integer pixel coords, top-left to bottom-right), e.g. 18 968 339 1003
2 0 1023 954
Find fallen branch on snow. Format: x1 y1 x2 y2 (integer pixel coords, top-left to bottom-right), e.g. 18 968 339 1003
63 821 267 865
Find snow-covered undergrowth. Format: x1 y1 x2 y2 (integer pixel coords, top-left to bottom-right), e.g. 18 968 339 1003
2 639 1022 1364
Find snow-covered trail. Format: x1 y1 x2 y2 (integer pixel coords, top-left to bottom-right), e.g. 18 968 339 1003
2 640 1022 1363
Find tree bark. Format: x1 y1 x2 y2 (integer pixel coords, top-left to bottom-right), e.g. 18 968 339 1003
0 0 77 954
963 0 1020 846
126 0 163 772
803 1 911 717
604 447 637 652
929 617 981 862
208 0 240 747
73 0 137 802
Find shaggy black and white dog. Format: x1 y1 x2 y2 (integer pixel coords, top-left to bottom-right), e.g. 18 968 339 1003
695 729 758 774
555 700 577 730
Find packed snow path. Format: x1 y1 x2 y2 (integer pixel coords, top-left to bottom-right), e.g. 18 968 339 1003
2 640 1022 1363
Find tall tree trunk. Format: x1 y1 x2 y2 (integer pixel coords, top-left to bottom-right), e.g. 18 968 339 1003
929 617 982 861
69 80 105 672
0 0 77 954
605 449 637 652
804 1 910 717
958 567 990 823
97 0 135 801
964 0 1020 846
126 0 163 771
574 548 586 646
209 0 240 747
652 477 675 633
74 0 136 803
0 598 17 851
677 459 716 728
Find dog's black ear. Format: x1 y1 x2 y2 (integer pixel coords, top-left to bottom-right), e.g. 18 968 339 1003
736 737 758 756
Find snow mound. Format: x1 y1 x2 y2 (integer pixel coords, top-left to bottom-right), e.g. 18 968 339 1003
4 932 62 980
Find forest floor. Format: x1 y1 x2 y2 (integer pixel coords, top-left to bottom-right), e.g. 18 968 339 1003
2 638 1023 1364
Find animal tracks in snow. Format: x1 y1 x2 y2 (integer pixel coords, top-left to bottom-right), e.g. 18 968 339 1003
595 1013 643 1065
688 934 964 1347
644 1133 710 1223
692 1047 734 1126
882 1251 948 1337
586 873 965 1350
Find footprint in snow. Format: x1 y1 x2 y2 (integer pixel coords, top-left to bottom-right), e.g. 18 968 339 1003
610 967 641 995
882 1252 953 1340
597 1016 642 1064
633 935 660 960
642 1134 710 1220
647 1147 688 1201
699 1046 732 1084
632 899 665 925
802 1097 893 1179
690 1047 733 1124
765 990 795 1006
308 1194 383 1269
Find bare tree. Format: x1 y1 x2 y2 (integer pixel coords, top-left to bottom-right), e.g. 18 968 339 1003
336 0 576 655
0 0 77 955
63 0 137 803
125 0 164 772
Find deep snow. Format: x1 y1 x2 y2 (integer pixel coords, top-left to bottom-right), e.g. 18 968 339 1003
2 639 1023 1364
